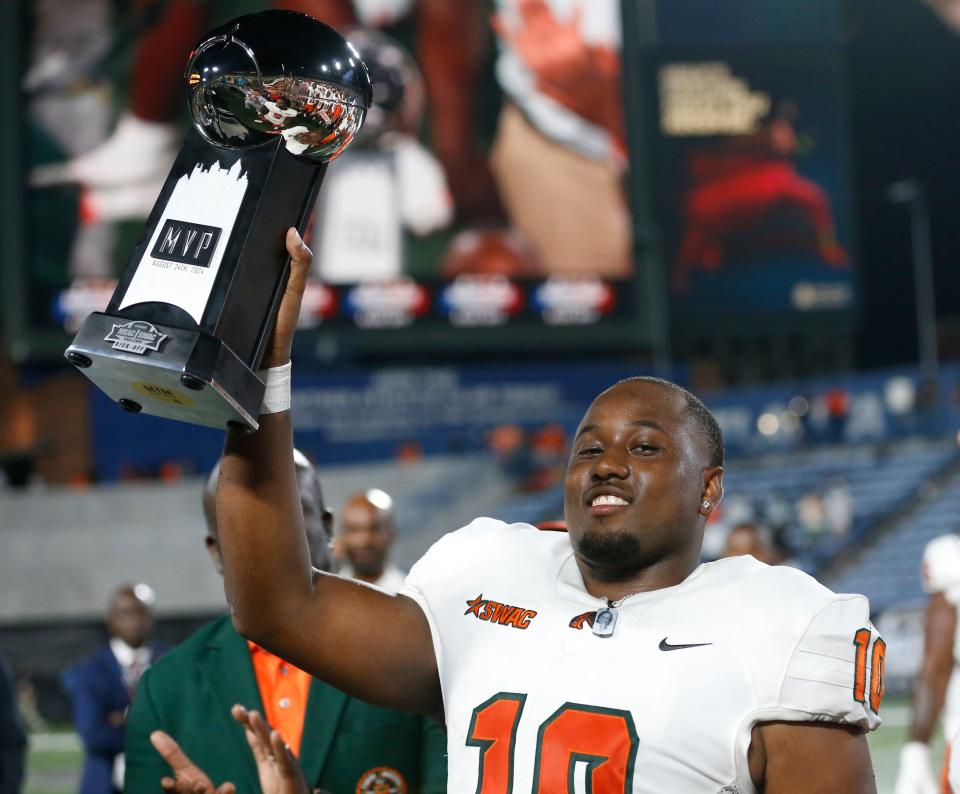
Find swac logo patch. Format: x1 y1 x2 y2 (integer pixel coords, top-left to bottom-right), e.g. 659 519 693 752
355 766 406 794
568 611 597 630
465 594 537 630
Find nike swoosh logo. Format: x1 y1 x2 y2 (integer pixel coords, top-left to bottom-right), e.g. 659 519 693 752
659 637 713 652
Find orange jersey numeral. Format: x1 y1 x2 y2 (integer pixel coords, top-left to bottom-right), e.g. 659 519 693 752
467 693 526 794
467 696 638 793
852 628 885 714
533 704 638 794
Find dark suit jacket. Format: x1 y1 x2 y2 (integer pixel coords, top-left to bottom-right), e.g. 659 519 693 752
0 649 26 794
125 615 446 793
63 642 165 794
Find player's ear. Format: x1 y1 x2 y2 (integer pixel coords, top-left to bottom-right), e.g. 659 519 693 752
205 535 224 574
699 467 723 516
322 508 334 537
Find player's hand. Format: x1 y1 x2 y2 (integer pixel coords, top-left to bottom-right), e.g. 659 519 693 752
894 741 938 794
150 730 236 794
263 228 312 368
231 704 310 794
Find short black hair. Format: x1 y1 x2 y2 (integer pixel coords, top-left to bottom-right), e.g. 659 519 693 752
613 376 724 468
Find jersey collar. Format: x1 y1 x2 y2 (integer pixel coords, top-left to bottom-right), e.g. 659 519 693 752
556 551 708 613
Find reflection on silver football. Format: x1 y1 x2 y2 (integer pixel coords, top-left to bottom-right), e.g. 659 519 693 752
185 10 372 163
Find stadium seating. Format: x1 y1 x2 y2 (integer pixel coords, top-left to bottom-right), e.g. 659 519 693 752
725 440 957 567
827 452 960 612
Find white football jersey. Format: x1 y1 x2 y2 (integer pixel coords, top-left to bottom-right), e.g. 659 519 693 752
262 102 298 127
922 534 960 740
401 518 884 793
923 535 960 606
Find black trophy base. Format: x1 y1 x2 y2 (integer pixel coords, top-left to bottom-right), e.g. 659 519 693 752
66 312 265 432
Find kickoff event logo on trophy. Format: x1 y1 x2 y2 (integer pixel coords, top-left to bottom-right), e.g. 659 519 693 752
64 10 371 431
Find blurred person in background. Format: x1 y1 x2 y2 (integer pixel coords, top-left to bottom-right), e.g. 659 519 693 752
796 489 829 546
336 488 406 594
721 521 781 566
762 489 796 555
895 534 960 794
825 387 851 444
490 0 631 277
14 675 48 734
312 28 454 284
824 477 853 540
125 453 446 794
523 423 568 491
63 584 164 794
487 423 533 481
0 648 26 794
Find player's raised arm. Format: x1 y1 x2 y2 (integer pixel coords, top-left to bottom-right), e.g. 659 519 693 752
216 229 440 715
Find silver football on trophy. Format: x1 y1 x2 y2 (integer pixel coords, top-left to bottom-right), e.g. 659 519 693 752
185 10 372 162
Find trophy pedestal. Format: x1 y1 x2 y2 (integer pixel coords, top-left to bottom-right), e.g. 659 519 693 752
66 313 264 431
65 128 326 432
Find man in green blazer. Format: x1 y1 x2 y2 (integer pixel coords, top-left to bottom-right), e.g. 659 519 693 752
124 454 446 794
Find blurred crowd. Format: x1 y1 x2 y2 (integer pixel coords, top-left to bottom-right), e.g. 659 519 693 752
701 478 853 565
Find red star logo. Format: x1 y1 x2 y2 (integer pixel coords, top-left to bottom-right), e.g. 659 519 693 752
464 594 486 616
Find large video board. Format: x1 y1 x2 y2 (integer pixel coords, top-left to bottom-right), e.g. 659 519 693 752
10 0 658 361
7 0 855 361
639 0 858 334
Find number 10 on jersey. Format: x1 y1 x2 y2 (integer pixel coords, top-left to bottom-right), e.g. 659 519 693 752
467 693 638 794
466 629 885 793
852 628 885 714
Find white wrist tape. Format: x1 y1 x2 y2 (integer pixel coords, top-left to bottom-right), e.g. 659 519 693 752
900 741 932 767
897 741 936 789
258 361 292 414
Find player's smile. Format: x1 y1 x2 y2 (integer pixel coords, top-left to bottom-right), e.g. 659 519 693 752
584 484 634 517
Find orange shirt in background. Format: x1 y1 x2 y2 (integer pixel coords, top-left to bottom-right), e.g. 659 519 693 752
247 642 312 756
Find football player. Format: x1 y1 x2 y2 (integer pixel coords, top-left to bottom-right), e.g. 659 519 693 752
895 534 960 794
172 229 883 793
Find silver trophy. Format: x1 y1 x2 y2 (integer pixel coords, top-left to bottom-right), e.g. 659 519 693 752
65 11 371 431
